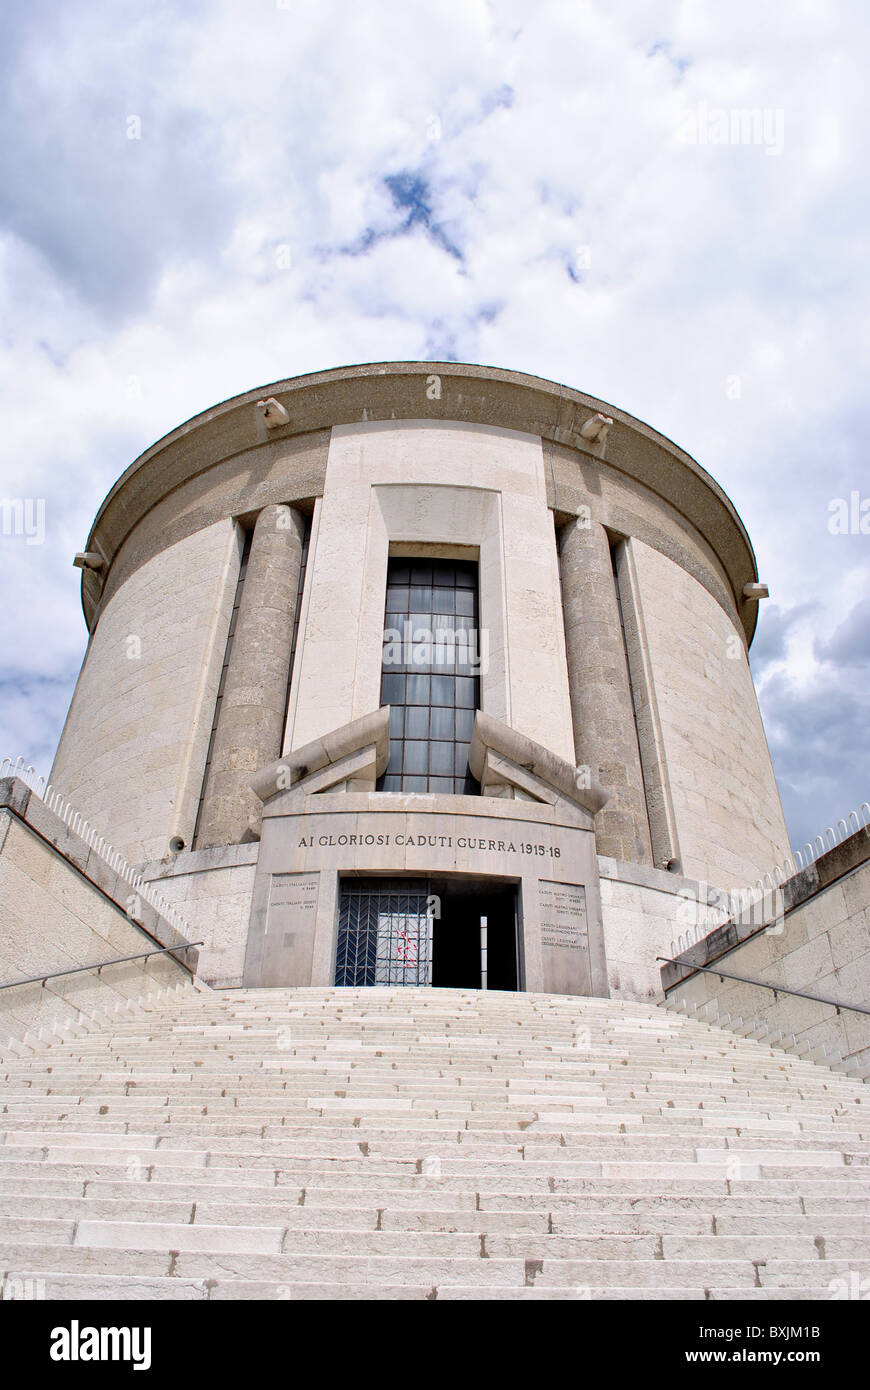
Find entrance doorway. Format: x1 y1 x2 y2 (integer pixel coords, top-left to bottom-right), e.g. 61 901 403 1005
335 876 520 990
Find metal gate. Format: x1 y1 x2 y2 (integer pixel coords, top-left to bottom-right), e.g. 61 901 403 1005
335 880 434 987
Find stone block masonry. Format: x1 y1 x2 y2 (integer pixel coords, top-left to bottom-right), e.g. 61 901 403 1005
0 779 197 1046
50 521 241 864
662 826 870 1073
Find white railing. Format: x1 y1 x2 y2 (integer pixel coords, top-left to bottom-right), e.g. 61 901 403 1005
1 756 193 938
666 798 870 961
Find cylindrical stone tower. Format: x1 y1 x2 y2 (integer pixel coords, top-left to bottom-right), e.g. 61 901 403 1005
50 363 790 1000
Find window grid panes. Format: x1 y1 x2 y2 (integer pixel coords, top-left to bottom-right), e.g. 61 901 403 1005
379 559 480 794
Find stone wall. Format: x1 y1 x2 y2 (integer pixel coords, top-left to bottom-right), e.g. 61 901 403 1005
628 538 791 887
139 844 259 988
598 857 727 1003
50 521 241 863
661 828 870 1074
0 781 197 1046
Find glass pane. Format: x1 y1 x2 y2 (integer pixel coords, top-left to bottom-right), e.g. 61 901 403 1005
455 589 476 616
410 564 433 586
430 742 454 776
386 586 409 612
430 777 454 793
455 708 475 741
409 586 430 610
455 676 476 707
404 742 428 774
454 744 469 776
383 632 405 672
387 740 403 774
404 775 428 793
406 674 430 705
389 561 411 584
455 633 476 674
389 706 404 737
430 706 454 740
405 706 429 739
381 673 405 704
408 640 433 669
431 675 454 706
432 636 455 672
432 588 454 614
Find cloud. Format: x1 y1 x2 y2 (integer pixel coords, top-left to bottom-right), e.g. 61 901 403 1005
759 668 870 853
815 596 870 668
0 0 868 861
749 602 818 679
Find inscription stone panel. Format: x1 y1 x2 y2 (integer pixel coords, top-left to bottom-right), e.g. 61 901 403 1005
244 794 608 996
539 879 591 994
268 872 319 927
540 880 588 948
252 870 319 986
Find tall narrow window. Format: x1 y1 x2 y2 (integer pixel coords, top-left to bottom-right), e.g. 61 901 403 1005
281 510 312 734
192 525 253 846
379 558 480 793
610 537 657 854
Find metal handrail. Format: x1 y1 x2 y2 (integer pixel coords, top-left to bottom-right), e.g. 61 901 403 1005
657 956 870 1018
0 942 203 993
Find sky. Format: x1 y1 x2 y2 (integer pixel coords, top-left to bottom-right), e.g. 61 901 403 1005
0 0 867 861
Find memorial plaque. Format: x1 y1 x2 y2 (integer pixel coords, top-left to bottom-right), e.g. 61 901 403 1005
539 879 591 993
539 880 588 948
256 872 320 985
267 872 319 928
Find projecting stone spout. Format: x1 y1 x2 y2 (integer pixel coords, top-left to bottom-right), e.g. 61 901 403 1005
468 710 610 816
250 706 392 803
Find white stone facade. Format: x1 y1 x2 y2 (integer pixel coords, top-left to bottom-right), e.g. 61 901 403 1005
289 421 575 761
51 520 241 863
627 538 790 887
44 363 793 1000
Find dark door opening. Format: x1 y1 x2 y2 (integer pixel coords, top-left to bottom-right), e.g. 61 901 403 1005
335 876 519 990
430 878 518 991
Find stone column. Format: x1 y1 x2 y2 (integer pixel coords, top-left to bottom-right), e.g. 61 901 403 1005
559 516 653 864
196 504 306 848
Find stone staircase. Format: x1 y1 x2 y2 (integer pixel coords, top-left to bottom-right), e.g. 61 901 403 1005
1 986 869 1301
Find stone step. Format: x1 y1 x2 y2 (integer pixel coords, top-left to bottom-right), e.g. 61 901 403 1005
3 1178 868 1221
2 985 867 1301
16 1272 838 1300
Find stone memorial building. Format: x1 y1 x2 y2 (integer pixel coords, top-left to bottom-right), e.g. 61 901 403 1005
48 361 791 1001
3 362 869 1304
